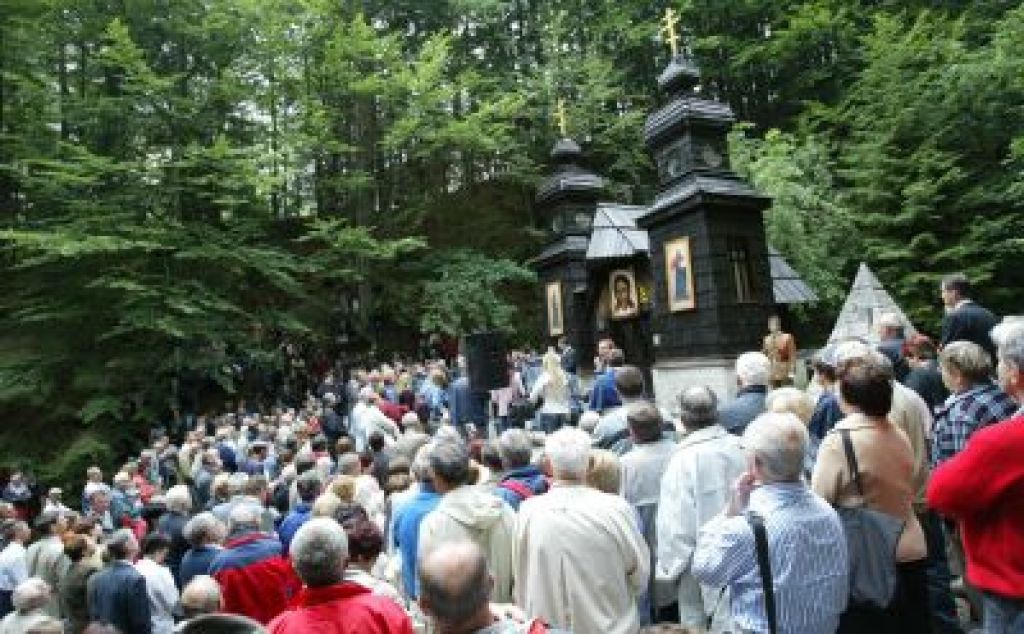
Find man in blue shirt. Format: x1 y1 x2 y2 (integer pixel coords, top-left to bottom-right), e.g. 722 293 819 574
589 347 624 414
693 413 848 634
393 450 442 598
278 472 321 555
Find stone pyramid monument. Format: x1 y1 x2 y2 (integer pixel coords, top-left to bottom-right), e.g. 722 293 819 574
829 263 917 344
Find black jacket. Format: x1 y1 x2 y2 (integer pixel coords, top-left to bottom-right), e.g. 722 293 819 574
941 301 998 362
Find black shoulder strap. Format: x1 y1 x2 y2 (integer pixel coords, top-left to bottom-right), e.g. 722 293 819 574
746 512 777 634
839 428 865 497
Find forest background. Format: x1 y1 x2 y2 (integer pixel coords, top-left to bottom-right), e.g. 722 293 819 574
1 0 1023 482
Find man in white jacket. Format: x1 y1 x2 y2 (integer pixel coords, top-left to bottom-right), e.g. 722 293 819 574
655 386 747 632
515 427 649 634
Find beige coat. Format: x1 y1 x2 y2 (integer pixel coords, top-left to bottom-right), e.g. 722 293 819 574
811 413 927 562
418 485 517 603
515 485 649 634
889 381 932 508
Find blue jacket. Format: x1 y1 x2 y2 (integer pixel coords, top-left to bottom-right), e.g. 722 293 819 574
588 369 621 413
180 545 219 588
494 466 548 511
808 391 844 440
278 503 313 555
718 385 767 435
88 561 151 634
393 488 441 598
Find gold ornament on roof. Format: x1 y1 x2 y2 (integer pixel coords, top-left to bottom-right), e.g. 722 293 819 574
660 7 682 57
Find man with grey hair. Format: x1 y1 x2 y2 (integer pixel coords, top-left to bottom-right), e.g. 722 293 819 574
933 340 1016 467
89 529 151 633
178 575 222 620
493 429 548 511
207 503 300 624
393 443 441 599
268 519 412 633
929 319 1024 632
656 386 747 630
0 577 52 632
693 413 848 633
418 439 516 603
719 352 771 435
877 312 910 382
516 427 648 634
619 401 677 623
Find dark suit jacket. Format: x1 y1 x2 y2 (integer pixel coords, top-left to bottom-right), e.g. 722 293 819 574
88 560 152 634
941 301 998 362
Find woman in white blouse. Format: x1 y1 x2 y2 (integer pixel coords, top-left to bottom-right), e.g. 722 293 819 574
530 350 572 434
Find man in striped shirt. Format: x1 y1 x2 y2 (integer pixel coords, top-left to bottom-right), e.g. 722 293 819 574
692 413 848 634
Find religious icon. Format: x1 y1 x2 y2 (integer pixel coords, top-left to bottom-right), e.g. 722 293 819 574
547 282 564 336
665 237 696 312
609 269 639 319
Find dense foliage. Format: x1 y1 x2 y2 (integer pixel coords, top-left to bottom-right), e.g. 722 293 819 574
2 0 1023 477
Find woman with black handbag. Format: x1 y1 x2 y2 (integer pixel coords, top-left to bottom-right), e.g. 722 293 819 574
812 353 932 633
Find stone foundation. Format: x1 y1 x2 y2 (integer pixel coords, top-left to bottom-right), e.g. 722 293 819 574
650 356 737 414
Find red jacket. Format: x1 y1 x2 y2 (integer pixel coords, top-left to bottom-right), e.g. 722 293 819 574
209 533 303 624
927 414 1024 598
268 581 413 634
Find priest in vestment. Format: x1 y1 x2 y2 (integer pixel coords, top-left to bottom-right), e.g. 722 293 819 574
515 427 649 634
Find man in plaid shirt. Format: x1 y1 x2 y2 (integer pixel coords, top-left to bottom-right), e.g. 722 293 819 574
932 340 1017 467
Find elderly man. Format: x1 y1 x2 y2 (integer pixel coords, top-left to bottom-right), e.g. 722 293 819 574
932 340 1017 467
393 445 442 599
89 529 152 633
24 510 69 617
516 427 649 634
656 387 747 631
0 578 53 632
208 502 301 624
929 320 1024 632
268 518 412 633
877 312 911 382
620 401 678 624
418 440 516 603
420 540 565 634
692 413 848 633
178 575 222 620
493 429 547 510
719 352 771 435
592 365 646 451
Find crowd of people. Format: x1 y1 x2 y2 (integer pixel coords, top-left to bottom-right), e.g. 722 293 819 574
0 273 1021 634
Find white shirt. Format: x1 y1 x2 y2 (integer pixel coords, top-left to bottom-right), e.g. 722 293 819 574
0 542 26 592
529 372 571 415
135 558 178 634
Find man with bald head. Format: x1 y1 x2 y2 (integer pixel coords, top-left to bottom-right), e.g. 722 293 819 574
208 502 301 624
269 518 412 634
419 541 563 634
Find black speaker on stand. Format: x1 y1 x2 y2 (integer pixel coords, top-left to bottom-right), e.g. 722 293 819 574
463 332 509 393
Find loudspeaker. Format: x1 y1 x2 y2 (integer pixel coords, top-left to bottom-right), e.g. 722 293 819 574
464 332 509 393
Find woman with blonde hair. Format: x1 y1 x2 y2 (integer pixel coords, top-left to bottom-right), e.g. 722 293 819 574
530 349 571 434
766 387 820 478
585 449 622 495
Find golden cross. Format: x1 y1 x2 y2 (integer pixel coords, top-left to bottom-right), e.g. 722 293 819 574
660 7 682 57
554 99 569 137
